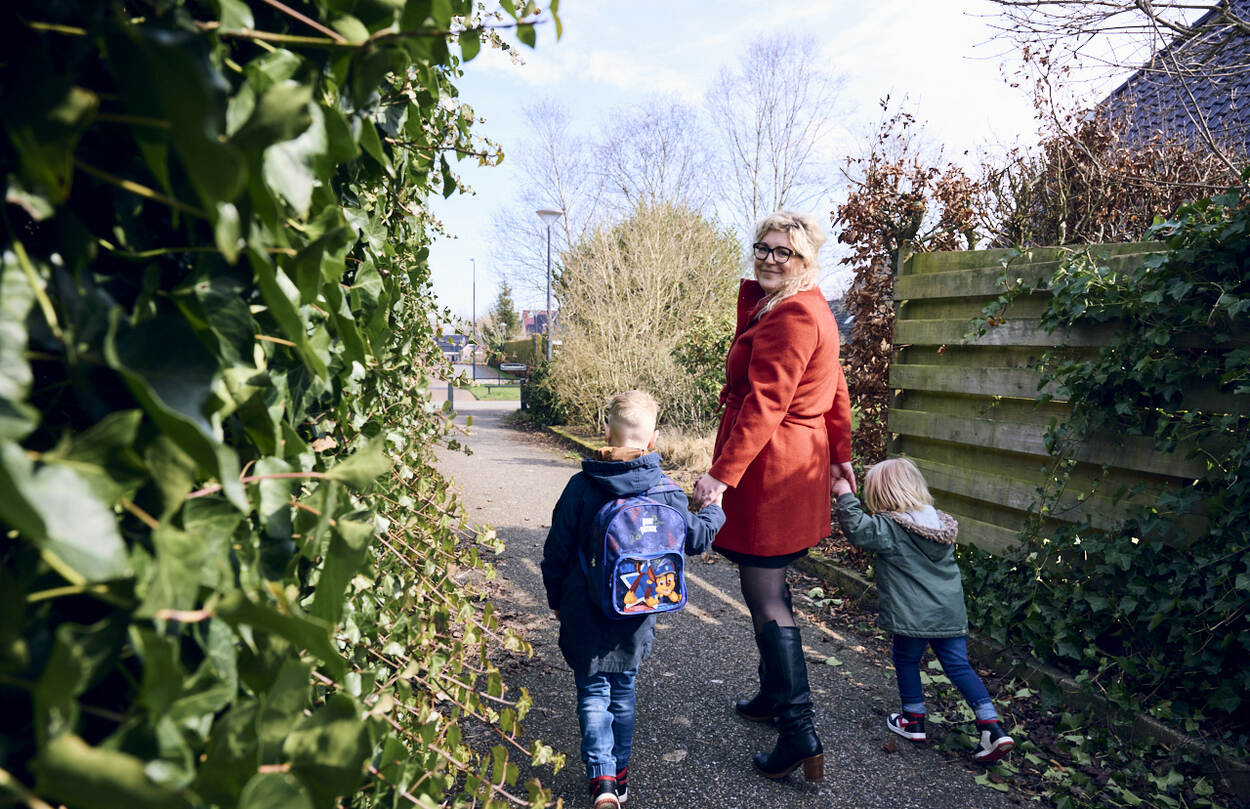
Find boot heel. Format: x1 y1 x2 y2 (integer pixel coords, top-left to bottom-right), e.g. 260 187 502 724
802 754 824 782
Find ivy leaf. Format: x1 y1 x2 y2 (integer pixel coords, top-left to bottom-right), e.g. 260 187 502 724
516 19 537 48
109 24 246 207
238 773 314 809
5 175 56 221
262 102 328 219
325 436 390 488
0 441 129 583
248 248 328 377
215 0 255 29
0 249 40 440
460 28 481 61
36 733 191 809
322 106 360 166
358 119 392 177
311 511 374 625
134 629 185 718
284 694 370 809
194 703 260 806
440 153 456 198
1206 682 1242 713
232 80 314 154
258 658 314 761
105 310 247 511
550 0 563 38
254 457 297 579
214 590 345 681
330 16 371 44
973 772 1010 792
136 526 205 616
214 201 243 264
6 79 98 204
34 616 127 734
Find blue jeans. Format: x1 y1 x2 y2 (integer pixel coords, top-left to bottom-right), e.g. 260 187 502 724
892 635 997 721
574 668 637 779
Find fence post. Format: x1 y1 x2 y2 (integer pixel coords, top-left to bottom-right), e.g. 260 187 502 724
447 380 454 409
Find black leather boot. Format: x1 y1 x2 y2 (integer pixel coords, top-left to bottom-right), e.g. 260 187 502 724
735 633 776 722
752 622 824 782
736 586 795 723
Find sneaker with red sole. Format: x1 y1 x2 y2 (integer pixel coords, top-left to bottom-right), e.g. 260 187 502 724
973 719 1015 763
886 711 927 742
614 767 628 804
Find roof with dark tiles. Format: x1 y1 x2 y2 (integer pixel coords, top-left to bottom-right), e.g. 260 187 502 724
1099 0 1250 149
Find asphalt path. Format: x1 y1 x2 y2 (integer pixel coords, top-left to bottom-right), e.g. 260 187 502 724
433 398 1017 809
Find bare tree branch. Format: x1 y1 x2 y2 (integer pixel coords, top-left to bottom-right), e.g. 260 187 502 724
705 35 847 234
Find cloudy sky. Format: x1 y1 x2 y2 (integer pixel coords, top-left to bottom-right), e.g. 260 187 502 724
425 0 1117 321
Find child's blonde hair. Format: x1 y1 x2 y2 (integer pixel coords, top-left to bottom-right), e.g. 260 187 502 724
862 458 933 513
605 390 659 445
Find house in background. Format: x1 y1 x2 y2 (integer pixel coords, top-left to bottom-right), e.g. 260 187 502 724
1099 0 1250 150
521 309 556 337
827 298 854 345
434 333 470 362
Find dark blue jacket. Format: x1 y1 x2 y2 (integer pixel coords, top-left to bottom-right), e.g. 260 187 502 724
541 451 725 676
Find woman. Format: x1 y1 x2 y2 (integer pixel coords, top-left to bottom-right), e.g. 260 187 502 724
693 211 854 783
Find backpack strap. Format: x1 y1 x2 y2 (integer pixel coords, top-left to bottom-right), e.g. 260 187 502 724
644 474 682 497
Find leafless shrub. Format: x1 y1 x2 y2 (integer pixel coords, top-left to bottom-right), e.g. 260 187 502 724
548 202 741 430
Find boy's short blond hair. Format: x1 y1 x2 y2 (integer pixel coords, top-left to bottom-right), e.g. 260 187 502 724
605 390 659 440
862 458 933 513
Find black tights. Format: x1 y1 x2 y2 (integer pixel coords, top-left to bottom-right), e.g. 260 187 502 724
739 565 796 634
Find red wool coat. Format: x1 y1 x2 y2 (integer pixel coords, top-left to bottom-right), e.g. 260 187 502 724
710 280 853 557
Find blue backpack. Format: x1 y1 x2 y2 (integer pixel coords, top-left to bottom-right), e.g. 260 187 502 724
582 478 689 620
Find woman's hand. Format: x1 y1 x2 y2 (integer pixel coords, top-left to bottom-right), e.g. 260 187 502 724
693 473 728 509
831 462 857 494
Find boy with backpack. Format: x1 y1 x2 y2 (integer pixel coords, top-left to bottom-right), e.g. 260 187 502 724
541 390 726 809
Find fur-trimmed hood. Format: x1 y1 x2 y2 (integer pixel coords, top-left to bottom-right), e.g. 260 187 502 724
884 505 958 545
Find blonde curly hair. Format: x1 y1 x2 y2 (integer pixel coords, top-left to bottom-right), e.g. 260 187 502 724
752 210 827 316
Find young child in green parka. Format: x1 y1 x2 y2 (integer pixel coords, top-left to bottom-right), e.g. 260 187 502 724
833 457 1015 763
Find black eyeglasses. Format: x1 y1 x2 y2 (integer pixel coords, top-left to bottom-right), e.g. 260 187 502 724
752 243 801 264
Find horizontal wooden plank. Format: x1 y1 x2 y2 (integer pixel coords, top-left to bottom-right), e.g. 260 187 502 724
891 364 1058 399
894 317 1117 348
900 241 1162 276
891 364 1249 416
888 407 1210 480
896 251 1161 301
912 457 1198 543
939 508 1022 555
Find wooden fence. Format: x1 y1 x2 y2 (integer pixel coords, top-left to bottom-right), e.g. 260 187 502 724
889 242 1241 556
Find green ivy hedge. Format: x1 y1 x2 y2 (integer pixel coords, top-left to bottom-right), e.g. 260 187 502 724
964 175 1250 723
1 2 561 807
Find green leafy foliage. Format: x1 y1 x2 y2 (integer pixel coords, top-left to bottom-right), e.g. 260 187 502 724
670 310 735 428
1 1 564 806
963 174 1250 727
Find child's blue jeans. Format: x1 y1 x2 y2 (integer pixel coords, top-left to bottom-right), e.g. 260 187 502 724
892 635 998 721
573 668 637 778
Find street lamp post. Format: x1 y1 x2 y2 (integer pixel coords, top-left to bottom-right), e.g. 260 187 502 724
535 208 563 362
470 258 476 381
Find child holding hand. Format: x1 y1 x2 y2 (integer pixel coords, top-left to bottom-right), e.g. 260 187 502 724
833 458 1015 764
541 390 726 808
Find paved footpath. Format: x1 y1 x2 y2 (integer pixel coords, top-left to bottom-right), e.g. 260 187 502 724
433 398 1017 809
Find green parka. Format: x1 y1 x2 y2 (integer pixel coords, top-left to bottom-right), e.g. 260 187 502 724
834 493 967 638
